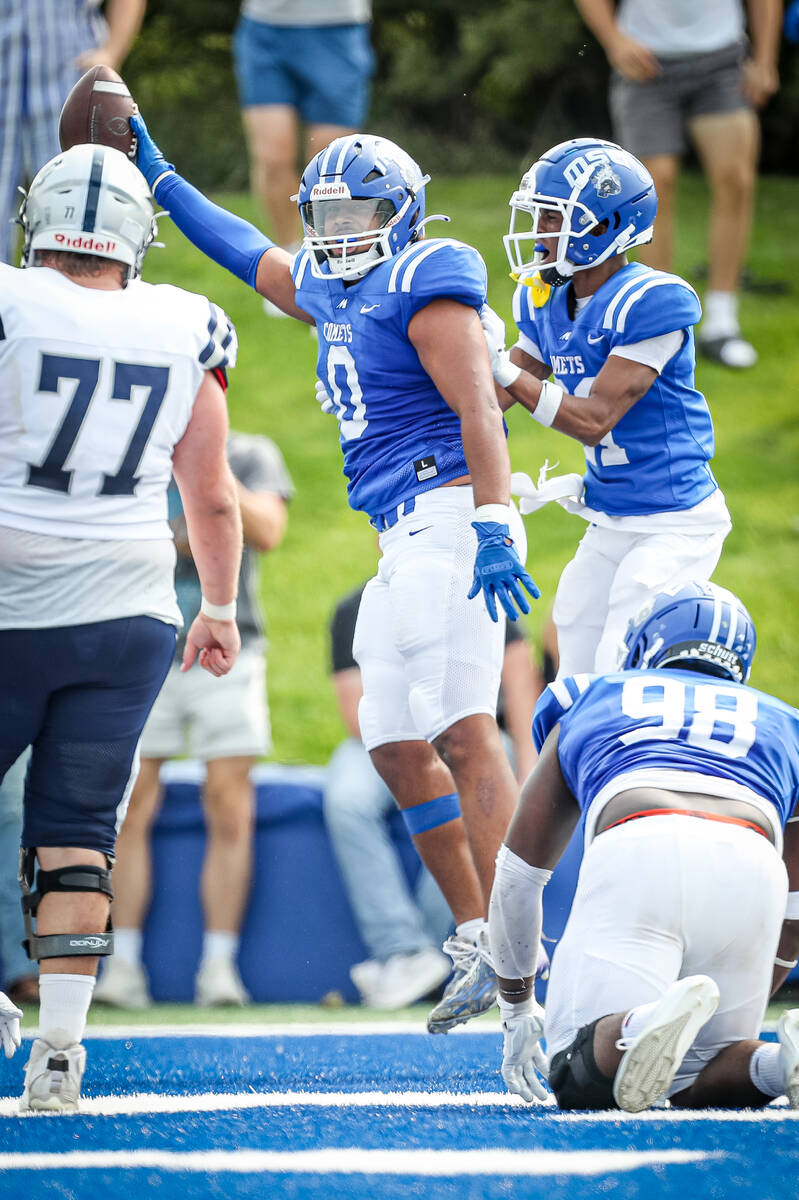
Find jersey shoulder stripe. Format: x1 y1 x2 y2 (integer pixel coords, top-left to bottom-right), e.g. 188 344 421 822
615 275 700 334
386 238 485 295
532 674 596 751
602 270 699 334
198 301 238 370
292 248 314 287
512 281 535 326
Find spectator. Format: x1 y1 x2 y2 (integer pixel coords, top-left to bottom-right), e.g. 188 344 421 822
93 434 293 1009
0 0 147 263
0 750 36 1006
232 0 374 314
0 143 241 1111
325 583 548 1009
574 0 782 368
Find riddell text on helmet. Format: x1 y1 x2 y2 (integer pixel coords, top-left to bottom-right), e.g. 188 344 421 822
54 233 118 252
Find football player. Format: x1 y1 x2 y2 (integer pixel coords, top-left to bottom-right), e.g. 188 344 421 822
130 117 540 1031
488 581 799 1111
482 138 732 677
0 143 242 1110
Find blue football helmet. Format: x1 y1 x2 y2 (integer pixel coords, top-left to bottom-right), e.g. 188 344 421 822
504 137 658 287
622 581 756 684
297 134 431 279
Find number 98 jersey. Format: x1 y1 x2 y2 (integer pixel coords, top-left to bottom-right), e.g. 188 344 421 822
533 670 799 840
0 263 236 540
292 237 488 519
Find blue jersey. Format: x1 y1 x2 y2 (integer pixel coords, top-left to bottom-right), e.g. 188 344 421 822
292 238 488 519
512 264 717 516
532 670 799 832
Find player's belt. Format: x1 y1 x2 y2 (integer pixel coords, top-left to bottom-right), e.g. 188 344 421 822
595 787 775 844
370 497 416 532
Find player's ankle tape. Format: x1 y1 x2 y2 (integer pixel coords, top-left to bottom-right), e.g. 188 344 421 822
402 792 461 835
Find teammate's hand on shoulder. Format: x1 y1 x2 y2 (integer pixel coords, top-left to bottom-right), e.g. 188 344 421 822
130 113 175 192
479 303 521 389
468 512 540 622
181 614 241 677
500 999 549 1103
314 378 336 416
0 992 23 1059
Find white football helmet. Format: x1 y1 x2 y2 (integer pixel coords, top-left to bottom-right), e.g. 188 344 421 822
20 144 157 279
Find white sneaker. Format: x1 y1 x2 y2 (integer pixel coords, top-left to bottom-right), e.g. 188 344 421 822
92 957 151 1009
612 975 720 1113
20 1037 86 1113
777 1008 799 1108
370 948 452 1011
194 957 250 1006
349 959 384 1006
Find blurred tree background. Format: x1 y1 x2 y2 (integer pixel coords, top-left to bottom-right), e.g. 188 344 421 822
125 0 798 191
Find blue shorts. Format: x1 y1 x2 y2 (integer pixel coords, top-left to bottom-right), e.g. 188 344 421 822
0 617 176 855
232 17 374 127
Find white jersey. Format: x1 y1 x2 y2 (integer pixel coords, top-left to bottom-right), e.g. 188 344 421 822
0 263 237 540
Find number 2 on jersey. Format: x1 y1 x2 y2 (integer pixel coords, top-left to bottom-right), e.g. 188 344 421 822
619 676 757 759
27 353 170 496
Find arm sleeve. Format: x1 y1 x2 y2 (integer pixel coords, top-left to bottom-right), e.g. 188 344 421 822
154 172 274 290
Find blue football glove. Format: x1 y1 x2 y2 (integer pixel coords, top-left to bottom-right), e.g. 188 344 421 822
130 113 175 192
467 521 540 622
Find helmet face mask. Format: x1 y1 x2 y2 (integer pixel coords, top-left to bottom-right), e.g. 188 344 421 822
622 581 757 684
297 135 430 279
20 143 157 280
504 138 658 287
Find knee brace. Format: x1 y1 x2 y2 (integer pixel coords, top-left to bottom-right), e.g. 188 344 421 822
548 1019 619 1111
18 848 114 961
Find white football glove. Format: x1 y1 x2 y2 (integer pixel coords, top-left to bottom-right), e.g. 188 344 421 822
314 378 336 416
500 1002 549 1103
479 302 522 389
0 991 23 1059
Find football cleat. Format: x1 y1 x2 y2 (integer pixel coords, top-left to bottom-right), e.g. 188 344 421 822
20 1037 86 1113
426 932 498 1034
612 975 720 1113
777 1008 799 1108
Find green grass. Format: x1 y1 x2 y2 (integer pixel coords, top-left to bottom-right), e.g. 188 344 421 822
139 172 799 765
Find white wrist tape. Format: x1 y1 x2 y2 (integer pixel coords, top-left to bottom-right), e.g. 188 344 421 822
495 354 522 389
200 596 237 621
474 503 511 525
785 891 799 921
531 379 564 427
775 955 799 969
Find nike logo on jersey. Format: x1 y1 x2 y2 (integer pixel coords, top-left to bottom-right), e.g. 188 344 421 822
586 333 604 344
409 526 433 536
360 303 381 314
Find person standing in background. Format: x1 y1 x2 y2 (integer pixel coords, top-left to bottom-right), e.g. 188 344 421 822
94 433 293 1009
0 0 147 263
232 1 374 314
574 0 782 368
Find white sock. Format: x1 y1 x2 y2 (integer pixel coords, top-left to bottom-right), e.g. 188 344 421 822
618 999 660 1044
112 927 143 967
38 973 95 1047
702 291 740 339
201 930 239 964
455 918 484 945
749 1043 785 1098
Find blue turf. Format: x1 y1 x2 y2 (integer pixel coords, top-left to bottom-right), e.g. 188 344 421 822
1 1031 796 1200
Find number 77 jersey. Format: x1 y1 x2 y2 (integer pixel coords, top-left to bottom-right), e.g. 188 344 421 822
533 670 799 838
0 262 236 539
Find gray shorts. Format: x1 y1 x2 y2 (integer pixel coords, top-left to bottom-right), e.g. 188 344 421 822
140 645 270 761
609 40 750 159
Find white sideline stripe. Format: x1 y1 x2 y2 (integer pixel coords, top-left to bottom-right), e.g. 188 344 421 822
0 1090 793 1120
0 1148 713 1175
0 1091 529 1117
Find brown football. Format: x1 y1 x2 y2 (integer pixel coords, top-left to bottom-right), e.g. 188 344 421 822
58 65 138 159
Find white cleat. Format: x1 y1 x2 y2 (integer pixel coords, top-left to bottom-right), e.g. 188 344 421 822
92 957 151 1009
20 1038 86 1113
777 1007 799 1108
194 957 250 1006
612 975 720 1113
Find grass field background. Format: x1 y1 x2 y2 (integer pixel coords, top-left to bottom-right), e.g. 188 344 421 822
139 171 799 765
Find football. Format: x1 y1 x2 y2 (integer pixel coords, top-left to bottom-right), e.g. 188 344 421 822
58 65 138 159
